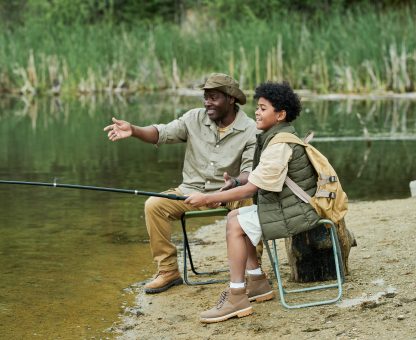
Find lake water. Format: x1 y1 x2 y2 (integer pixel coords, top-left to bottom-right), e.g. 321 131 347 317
0 93 415 339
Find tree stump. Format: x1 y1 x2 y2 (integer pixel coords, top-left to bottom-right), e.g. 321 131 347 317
285 219 355 282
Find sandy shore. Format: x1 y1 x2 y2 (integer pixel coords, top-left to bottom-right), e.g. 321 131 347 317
112 198 416 339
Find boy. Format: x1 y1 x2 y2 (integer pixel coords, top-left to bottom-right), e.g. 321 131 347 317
185 81 320 323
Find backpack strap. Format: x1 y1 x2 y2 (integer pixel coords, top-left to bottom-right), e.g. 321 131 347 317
316 189 337 199
284 177 311 203
286 175 337 201
318 173 338 186
269 132 307 146
303 131 314 144
269 132 318 203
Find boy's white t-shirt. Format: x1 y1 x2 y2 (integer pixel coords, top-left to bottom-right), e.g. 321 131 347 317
248 142 293 192
238 142 293 246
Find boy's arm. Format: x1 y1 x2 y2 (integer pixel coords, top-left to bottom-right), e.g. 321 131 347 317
184 182 258 208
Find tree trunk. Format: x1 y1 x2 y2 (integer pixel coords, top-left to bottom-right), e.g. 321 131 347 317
285 218 355 282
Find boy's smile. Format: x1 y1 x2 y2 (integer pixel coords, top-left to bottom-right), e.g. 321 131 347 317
255 97 281 131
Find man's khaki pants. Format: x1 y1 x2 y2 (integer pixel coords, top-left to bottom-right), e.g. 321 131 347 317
144 188 261 272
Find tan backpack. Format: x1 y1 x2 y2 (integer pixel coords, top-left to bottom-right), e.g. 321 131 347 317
269 132 348 224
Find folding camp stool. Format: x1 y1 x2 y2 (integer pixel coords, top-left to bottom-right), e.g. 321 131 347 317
264 219 344 308
180 208 230 285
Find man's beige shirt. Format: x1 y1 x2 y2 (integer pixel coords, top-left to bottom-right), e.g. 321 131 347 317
248 142 293 192
154 108 257 195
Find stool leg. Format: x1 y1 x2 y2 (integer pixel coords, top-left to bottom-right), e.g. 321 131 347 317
265 219 344 308
329 225 344 301
265 240 287 306
331 225 345 283
181 214 199 275
180 214 228 285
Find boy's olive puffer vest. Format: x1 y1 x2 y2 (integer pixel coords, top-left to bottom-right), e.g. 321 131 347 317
253 122 320 240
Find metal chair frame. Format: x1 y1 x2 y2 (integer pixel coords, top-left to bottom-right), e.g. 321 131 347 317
264 219 344 309
180 208 230 285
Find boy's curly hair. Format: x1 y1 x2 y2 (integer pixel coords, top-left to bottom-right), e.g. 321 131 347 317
253 81 301 122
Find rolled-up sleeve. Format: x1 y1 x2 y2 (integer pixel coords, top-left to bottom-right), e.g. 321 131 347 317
154 111 191 146
239 135 256 173
248 143 292 192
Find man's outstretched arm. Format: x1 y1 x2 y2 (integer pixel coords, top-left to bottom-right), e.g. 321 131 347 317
104 117 159 144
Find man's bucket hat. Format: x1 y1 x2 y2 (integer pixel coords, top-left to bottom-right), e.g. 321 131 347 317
198 73 246 105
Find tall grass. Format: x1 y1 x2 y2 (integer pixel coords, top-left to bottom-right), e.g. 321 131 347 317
0 7 415 95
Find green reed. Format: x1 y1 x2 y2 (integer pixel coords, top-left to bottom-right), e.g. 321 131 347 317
0 7 415 94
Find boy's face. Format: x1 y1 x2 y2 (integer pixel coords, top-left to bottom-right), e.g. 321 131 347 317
255 97 285 131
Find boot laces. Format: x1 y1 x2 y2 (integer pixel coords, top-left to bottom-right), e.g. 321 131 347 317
155 270 170 278
216 289 229 309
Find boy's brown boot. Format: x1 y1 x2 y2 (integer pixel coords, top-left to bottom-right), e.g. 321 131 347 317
144 269 183 294
200 287 253 323
246 273 275 302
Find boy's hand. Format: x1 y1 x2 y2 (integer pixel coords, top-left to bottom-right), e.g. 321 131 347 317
185 193 217 208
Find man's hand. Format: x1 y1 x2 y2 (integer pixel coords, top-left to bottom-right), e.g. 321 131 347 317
104 117 133 141
219 172 236 192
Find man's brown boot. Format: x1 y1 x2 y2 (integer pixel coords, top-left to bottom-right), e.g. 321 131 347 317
200 287 253 323
144 269 183 294
246 273 275 302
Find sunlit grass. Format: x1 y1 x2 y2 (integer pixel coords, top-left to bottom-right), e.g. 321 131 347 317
0 7 415 95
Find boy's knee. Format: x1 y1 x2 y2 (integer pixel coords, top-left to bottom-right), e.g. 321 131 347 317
227 209 239 220
226 216 243 237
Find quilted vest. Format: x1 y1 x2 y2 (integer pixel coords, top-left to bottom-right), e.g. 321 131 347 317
253 122 320 240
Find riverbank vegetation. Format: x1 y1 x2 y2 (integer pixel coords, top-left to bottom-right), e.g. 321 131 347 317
0 0 415 95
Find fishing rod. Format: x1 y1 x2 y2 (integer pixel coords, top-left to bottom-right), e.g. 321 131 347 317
0 180 187 200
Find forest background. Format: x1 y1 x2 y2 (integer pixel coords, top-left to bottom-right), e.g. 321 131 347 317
0 0 415 95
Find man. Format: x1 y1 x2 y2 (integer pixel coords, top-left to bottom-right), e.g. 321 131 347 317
104 73 257 294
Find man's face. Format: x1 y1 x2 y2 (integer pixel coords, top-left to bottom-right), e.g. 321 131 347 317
203 89 234 121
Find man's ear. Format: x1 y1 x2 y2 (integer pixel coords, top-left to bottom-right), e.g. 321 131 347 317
277 110 287 122
228 95 235 105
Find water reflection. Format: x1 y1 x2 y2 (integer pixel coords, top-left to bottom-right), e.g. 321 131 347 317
299 97 416 139
1 93 415 200
0 93 415 338
2 94 416 138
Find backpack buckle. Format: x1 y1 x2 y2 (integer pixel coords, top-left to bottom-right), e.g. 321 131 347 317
329 176 337 182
